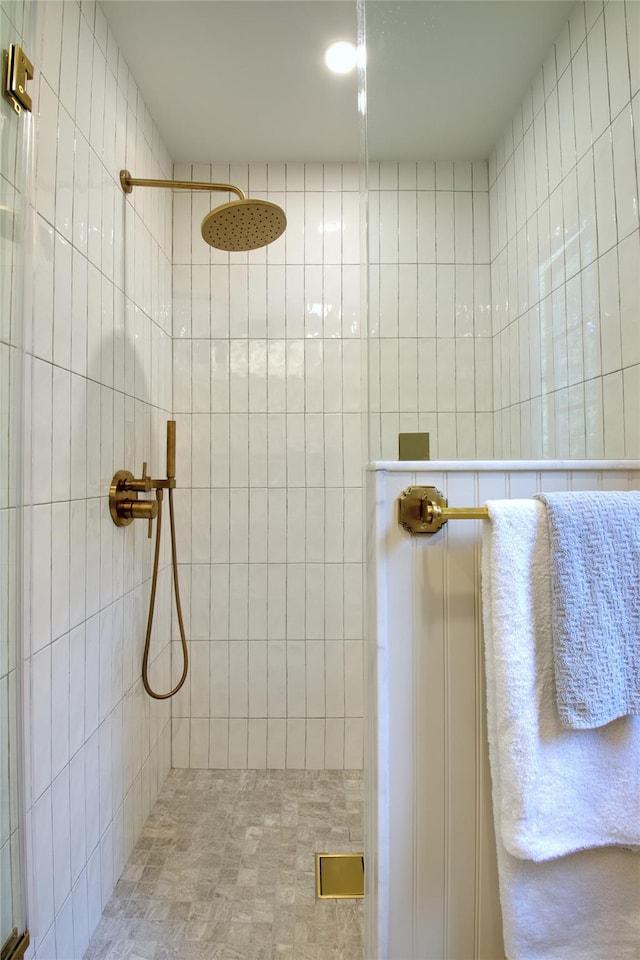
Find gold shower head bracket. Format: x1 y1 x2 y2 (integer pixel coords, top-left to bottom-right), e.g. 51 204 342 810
119 169 246 200
119 169 286 251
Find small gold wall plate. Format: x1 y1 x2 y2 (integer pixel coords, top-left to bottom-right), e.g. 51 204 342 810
315 853 364 899
398 431 430 460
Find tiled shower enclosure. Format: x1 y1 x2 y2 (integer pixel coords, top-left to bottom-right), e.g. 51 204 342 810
1 0 638 958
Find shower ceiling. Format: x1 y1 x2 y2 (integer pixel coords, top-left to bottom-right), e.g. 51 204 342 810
102 0 575 162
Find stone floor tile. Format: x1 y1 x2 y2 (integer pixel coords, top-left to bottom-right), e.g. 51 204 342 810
85 770 363 960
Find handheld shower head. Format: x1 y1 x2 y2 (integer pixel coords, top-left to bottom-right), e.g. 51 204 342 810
201 198 287 251
120 170 287 251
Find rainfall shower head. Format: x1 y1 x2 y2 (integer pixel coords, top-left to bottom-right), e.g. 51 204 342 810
201 198 287 251
120 170 287 251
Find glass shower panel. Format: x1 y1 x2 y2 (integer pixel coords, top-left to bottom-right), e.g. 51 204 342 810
1 0 33 953
363 0 640 461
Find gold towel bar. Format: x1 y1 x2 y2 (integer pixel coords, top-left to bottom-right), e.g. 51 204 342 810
398 486 489 535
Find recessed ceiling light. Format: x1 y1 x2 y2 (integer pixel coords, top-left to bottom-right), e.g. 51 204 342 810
324 40 358 75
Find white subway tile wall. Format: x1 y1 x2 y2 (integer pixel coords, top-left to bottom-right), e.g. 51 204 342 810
18 2 174 957
490 0 640 459
171 162 365 772
368 159 494 460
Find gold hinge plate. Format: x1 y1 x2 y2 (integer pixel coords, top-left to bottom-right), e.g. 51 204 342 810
4 44 34 114
1 929 30 960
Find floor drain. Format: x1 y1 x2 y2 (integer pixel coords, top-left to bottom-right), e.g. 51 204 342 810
315 853 364 899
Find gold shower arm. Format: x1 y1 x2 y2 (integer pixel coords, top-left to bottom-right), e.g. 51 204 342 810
120 169 246 200
398 486 489 535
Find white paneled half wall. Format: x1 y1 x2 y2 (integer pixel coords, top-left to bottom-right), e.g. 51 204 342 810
365 460 640 960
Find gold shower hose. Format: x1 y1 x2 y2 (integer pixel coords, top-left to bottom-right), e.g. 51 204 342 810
142 484 188 699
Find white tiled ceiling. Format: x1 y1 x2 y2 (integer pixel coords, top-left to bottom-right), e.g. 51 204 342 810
102 0 575 163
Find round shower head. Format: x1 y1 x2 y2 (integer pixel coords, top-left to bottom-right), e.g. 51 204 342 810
201 198 287 251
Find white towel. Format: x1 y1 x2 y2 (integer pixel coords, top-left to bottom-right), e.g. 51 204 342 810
496 838 640 959
534 490 640 729
482 499 640 861
482 499 640 958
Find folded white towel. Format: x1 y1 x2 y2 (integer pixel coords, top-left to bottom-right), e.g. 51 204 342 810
534 490 640 729
496 840 640 959
482 499 640 862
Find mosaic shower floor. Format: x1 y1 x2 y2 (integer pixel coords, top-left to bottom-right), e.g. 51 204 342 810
84 769 364 960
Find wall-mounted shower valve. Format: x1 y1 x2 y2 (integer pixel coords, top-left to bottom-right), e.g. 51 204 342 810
109 469 158 532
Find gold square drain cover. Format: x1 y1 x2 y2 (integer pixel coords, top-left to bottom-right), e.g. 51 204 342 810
316 853 364 899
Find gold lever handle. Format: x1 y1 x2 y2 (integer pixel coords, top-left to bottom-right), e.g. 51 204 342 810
123 461 152 493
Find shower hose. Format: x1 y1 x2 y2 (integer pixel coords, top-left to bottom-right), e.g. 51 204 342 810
142 485 189 699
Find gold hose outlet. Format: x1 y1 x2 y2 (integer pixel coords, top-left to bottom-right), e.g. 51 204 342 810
108 422 189 699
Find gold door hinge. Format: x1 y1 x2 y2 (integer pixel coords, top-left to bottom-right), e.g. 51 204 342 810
1 928 30 960
4 44 34 114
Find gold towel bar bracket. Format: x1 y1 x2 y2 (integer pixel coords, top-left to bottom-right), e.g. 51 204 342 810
398 486 489 535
